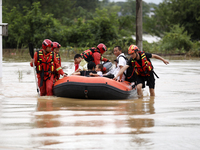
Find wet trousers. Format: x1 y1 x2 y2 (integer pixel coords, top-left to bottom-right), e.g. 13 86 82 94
38 75 54 96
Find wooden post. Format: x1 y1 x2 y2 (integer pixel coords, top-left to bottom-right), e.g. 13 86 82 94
136 0 143 51
0 0 2 78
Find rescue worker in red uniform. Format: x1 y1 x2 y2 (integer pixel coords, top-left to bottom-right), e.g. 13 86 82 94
114 44 169 96
30 39 67 96
82 43 110 64
51 42 62 81
74 43 110 72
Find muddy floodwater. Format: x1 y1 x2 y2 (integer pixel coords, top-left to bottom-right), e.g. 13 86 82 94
0 58 200 150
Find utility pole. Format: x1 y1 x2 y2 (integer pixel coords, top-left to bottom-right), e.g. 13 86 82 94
136 0 143 51
0 0 2 78
0 0 8 78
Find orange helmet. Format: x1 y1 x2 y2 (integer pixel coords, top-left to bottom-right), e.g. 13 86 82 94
128 44 139 54
42 39 53 50
51 42 61 51
97 43 107 54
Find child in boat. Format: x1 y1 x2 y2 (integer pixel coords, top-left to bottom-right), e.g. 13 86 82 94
72 61 97 76
89 64 103 77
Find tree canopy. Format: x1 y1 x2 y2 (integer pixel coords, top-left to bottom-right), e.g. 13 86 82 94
2 0 199 55
146 0 200 40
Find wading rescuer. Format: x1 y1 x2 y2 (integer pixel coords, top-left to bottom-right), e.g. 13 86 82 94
30 39 67 96
114 44 169 96
51 41 62 81
74 43 110 72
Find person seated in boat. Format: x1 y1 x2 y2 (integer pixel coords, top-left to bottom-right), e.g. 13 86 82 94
72 61 97 76
74 54 88 72
103 59 118 79
89 64 103 77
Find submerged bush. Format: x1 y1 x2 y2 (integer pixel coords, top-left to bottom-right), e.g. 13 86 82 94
160 24 192 53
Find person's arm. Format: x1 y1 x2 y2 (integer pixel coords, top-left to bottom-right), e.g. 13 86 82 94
72 72 81 75
30 52 38 67
113 65 129 80
89 73 100 77
59 56 62 66
118 57 126 80
119 66 123 80
152 54 169 65
54 53 67 77
102 57 110 62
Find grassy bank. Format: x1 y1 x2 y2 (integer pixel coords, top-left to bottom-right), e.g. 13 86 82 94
3 46 200 63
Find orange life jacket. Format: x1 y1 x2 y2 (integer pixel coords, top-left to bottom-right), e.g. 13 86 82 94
36 50 55 77
81 47 100 62
131 51 153 76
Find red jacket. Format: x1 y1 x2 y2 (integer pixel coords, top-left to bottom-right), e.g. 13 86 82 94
30 49 64 79
92 52 108 65
81 47 109 65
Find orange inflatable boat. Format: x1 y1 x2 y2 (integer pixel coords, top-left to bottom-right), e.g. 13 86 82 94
53 76 137 100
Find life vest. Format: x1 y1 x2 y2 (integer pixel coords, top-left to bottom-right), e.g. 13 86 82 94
37 50 55 77
81 47 100 62
131 51 153 76
117 55 137 83
56 53 61 65
55 53 61 80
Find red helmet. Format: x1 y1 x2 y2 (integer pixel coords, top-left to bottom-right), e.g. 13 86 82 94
42 39 53 50
97 43 107 54
51 42 61 51
128 44 139 54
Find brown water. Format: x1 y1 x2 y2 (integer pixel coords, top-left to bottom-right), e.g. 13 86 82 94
0 59 200 150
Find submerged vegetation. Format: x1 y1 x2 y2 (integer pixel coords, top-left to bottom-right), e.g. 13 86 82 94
2 0 200 58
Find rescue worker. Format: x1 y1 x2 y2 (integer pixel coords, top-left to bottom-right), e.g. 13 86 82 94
74 43 110 72
30 39 67 96
114 44 169 96
51 41 61 81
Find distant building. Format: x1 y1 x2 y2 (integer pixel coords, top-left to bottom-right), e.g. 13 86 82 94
147 7 155 18
117 12 122 17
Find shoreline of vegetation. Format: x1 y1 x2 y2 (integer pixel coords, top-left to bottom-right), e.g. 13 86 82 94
3 45 200 63
3 0 200 59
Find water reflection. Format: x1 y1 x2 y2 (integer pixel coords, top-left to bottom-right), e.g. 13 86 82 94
33 98 62 147
32 96 155 148
127 97 155 147
127 96 155 132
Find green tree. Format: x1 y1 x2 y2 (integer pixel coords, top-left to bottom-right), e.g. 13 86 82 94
75 0 99 13
63 8 119 47
147 0 200 40
3 2 62 48
3 0 76 19
3 6 24 48
160 24 192 52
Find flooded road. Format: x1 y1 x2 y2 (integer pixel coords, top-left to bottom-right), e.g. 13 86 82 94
0 59 200 149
